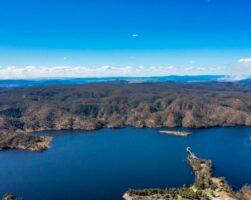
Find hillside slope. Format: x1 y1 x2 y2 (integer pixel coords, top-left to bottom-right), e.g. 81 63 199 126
0 82 251 133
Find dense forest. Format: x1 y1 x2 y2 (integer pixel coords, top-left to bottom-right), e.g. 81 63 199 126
0 82 251 133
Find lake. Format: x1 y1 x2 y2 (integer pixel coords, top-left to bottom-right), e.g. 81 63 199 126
0 127 251 200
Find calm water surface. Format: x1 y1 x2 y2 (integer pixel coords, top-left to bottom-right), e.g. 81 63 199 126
0 127 251 200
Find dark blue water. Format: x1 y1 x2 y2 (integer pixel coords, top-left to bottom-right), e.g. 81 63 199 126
0 127 251 200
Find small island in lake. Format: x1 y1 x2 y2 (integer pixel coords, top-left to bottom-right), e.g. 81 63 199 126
160 130 191 137
123 148 251 200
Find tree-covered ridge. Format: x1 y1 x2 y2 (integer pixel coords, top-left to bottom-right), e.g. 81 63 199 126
0 82 250 151
0 82 251 133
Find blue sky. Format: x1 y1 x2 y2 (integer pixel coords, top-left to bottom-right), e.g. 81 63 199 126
0 0 251 78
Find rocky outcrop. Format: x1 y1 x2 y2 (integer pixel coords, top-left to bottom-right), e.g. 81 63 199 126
236 186 251 200
123 149 251 200
0 130 52 151
1 193 22 200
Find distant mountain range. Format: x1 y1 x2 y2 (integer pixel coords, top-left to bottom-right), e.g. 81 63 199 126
0 75 230 87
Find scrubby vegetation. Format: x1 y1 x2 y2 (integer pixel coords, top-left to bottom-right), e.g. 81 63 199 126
1 82 251 151
124 150 251 200
1 193 22 200
0 130 51 151
0 82 251 133
127 187 204 199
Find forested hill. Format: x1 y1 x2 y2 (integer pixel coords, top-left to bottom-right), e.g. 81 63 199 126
0 82 251 133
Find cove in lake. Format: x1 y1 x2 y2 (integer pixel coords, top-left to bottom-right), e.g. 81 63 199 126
0 127 251 200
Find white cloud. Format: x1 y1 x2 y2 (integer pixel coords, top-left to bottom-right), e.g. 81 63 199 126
184 67 194 71
0 65 178 79
238 58 251 63
0 64 226 80
132 33 139 38
224 58 251 81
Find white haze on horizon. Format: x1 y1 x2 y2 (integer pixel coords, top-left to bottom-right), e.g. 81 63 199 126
0 65 222 79
0 58 250 80
222 58 251 81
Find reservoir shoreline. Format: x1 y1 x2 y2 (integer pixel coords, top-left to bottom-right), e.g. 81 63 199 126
0 127 251 200
1 125 251 152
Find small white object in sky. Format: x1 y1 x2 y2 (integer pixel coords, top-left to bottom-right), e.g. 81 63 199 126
132 34 139 38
